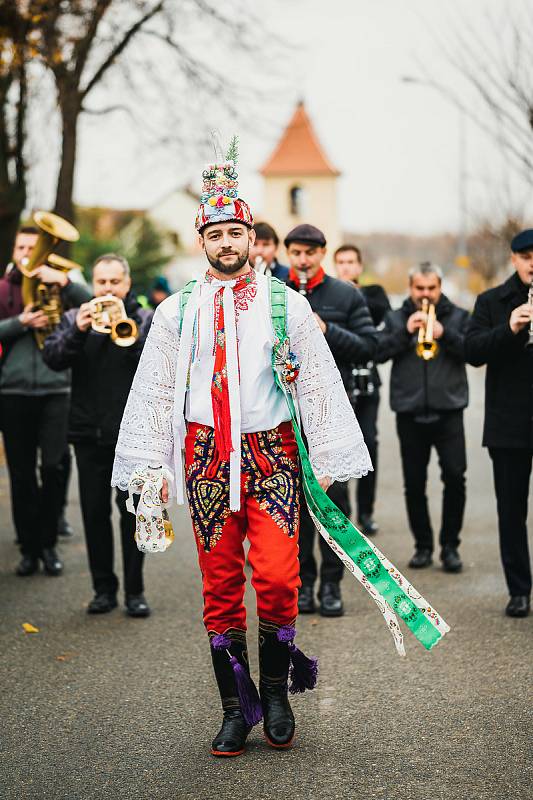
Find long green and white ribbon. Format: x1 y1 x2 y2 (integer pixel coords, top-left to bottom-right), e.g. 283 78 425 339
270 277 450 655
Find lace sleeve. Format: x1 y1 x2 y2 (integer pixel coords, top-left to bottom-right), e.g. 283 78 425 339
290 306 373 482
112 302 179 491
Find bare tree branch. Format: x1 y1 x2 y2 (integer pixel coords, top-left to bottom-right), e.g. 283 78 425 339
81 0 164 99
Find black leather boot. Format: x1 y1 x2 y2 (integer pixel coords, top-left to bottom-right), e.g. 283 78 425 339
258 620 295 749
209 630 254 757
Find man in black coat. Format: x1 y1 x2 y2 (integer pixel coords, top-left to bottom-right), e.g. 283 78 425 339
465 229 533 618
43 254 153 617
377 262 469 573
285 224 377 617
334 244 391 537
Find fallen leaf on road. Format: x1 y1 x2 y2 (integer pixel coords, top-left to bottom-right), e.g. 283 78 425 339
56 652 78 662
22 623 39 633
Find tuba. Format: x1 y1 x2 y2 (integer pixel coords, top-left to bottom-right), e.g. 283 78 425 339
415 297 439 361
20 211 80 349
88 294 138 347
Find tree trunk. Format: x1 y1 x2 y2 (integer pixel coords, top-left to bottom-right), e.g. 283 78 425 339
54 91 81 227
0 67 27 270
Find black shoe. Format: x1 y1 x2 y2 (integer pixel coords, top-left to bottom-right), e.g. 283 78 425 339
408 549 433 569
16 556 39 577
87 593 118 614
125 594 151 617
441 546 462 573
41 547 63 576
57 513 74 538
505 596 530 618
298 584 316 614
359 513 379 536
319 582 344 617
211 709 250 757
260 682 295 749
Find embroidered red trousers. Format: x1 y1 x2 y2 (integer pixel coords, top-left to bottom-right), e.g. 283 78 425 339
184 421 301 633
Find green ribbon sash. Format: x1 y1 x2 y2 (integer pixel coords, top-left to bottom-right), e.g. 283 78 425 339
269 277 450 656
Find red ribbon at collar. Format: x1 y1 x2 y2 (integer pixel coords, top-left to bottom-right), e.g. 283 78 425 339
289 266 326 293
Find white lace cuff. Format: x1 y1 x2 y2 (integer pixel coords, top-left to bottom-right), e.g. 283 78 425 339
311 439 373 481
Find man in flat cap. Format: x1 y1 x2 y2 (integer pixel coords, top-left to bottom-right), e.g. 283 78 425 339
285 224 377 617
466 229 533 618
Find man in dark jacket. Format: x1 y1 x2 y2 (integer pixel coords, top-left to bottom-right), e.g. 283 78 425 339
377 262 469 573
286 224 377 617
249 221 289 281
43 253 153 617
334 244 391 537
465 229 533 618
0 226 91 577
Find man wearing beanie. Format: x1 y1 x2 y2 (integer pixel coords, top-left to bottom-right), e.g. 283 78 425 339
466 228 533 618
286 224 377 617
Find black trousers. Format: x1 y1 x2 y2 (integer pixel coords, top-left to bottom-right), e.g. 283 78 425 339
74 441 144 597
353 393 379 518
489 448 532 598
1 393 69 557
59 446 72 514
299 480 350 587
396 410 467 552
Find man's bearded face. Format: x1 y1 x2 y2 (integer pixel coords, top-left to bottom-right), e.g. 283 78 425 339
201 223 254 275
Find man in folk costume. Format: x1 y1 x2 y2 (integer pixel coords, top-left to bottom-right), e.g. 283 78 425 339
112 142 372 756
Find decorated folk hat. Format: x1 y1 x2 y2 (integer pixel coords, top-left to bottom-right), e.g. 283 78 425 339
195 136 253 232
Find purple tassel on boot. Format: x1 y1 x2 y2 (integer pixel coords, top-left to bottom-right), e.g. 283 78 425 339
229 656 263 726
211 633 232 650
211 633 263 726
277 625 319 695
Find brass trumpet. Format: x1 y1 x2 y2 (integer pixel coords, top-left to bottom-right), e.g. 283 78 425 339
415 297 439 361
88 294 138 347
20 211 81 349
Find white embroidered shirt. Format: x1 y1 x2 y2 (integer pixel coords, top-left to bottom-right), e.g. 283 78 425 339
112 271 372 505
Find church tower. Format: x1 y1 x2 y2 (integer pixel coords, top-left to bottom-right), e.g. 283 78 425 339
260 102 341 263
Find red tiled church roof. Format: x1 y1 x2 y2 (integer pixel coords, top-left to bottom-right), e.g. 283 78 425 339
260 102 340 177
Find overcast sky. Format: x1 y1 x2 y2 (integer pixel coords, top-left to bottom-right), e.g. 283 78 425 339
68 0 532 236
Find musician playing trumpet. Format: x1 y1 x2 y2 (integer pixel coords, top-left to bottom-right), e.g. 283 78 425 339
0 225 90 578
466 229 533 618
43 254 153 617
377 262 469 573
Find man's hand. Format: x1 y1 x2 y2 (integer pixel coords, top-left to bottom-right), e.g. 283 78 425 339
510 304 532 334
318 476 331 491
432 320 444 339
160 478 169 504
314 313 327 334
406 311 426 334
19 303 49 330
76 303 93 332
31 265 68 287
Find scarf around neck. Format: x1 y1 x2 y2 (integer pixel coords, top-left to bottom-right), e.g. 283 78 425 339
288 266 326 293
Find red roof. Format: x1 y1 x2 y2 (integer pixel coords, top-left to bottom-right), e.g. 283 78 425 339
260 102 340 177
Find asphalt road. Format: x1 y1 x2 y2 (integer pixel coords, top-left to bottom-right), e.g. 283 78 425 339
1 366 531 800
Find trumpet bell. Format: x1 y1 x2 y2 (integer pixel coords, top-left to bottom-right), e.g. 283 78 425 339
416 340 439 361
111 318 138 348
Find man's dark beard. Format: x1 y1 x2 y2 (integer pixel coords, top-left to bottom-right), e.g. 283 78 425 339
206 249 249 275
